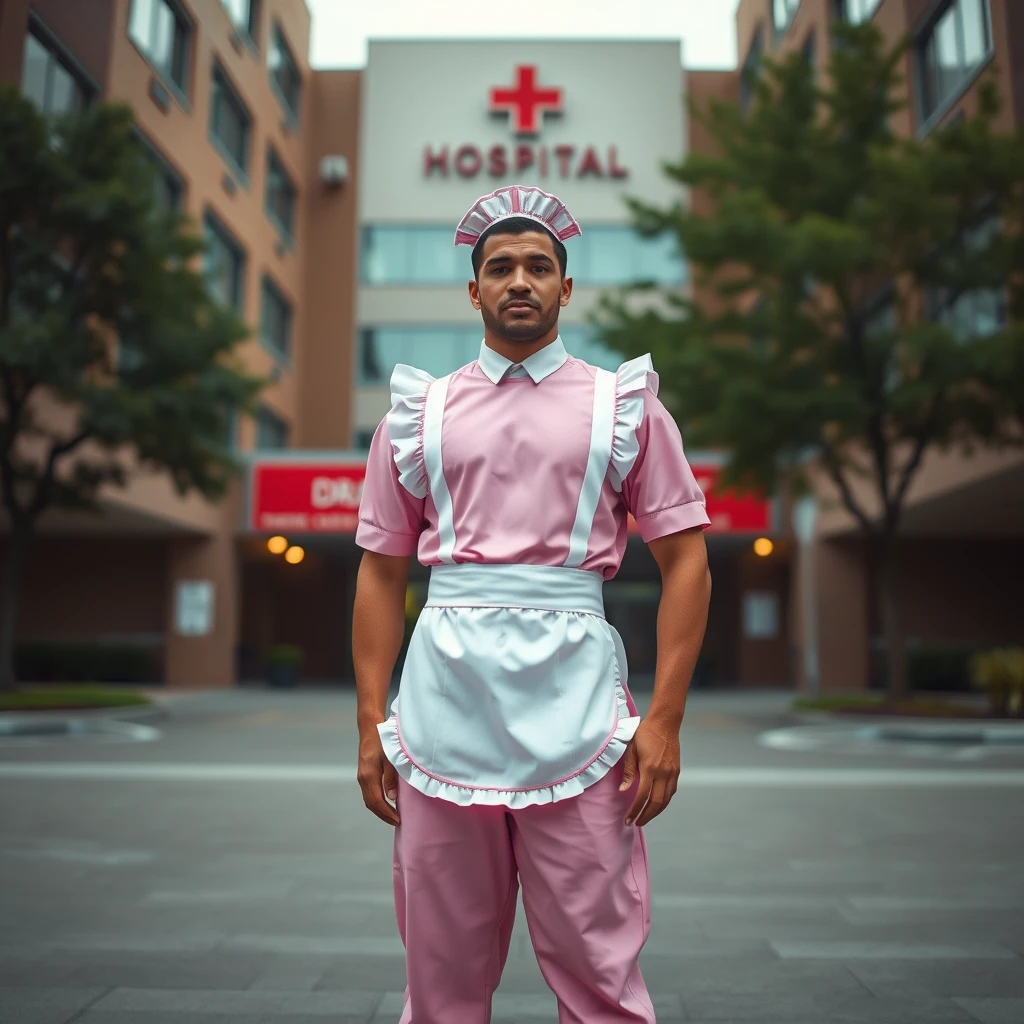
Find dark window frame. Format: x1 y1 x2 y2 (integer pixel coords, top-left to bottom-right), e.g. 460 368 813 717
265 146 297 242
203 209 247 312
220 0 261 47
126 0 192 98
269 23 301 124
834 0 882 22
260 274 293 360
915 0 994 135
133 129 186 212
255 405 290 450
772 0 802 39
21 15 97 114
741 26 764 115
210 61 252 181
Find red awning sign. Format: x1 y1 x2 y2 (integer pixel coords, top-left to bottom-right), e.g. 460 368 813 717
250 460 772 536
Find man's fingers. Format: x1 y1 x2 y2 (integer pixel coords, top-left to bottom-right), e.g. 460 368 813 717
625 771 651 826
357 763 401 826
635 778 669 828
619 742 639 791
382 761 399 804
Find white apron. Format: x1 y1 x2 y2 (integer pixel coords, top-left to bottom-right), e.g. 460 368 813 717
377 368 641 808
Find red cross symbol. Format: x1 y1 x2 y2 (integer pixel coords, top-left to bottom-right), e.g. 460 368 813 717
489 65 563 136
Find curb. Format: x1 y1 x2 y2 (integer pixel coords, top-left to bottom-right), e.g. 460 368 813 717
0 703 165 738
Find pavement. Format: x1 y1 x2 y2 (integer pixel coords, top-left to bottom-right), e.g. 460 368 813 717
1 687 1023 1024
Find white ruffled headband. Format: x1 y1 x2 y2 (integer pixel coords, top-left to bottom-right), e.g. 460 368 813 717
454 185 582 248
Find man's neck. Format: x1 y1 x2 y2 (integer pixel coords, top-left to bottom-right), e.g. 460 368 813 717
483 328 559 365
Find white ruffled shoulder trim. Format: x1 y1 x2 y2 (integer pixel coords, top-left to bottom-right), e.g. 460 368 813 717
386 364 434 499
377 685 640 809
609 353 660 492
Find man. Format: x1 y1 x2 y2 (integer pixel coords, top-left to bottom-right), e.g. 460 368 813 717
353 184 711 1023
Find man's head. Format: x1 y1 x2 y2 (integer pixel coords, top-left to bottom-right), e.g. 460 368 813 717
468 216 573 345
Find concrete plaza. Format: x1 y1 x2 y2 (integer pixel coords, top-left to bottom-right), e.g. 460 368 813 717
1 689 1023 1023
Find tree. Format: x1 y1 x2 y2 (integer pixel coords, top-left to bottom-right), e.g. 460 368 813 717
0 88 264 690
596 24 1024 699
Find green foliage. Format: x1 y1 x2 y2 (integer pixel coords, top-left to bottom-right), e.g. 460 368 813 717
596 22 1024 533
14 641 157 683
0 686 151 710
0 86 264 530
267 643 303 666
970 647 1024 715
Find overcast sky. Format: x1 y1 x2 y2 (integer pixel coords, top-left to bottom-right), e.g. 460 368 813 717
305 0 741 71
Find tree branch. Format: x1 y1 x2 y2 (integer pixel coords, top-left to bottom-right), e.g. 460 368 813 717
821 446 878 537
28 427 93 518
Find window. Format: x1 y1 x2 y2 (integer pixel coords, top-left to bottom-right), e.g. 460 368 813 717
803 30 817 69
773 0 801 36
917 0 993 125
269 26 301 122
743 593 780 640
210 64 251 176
357 324 623 386
741 28 764 115
837 0 881 22
265 148 297 240
221 0 259 42
360 226 685 288
128 0 190 91
256 406 289 450
353 428 376 450
21 26 92 114
928 217 1006 343
260 276 292 358
135 133 184 212
203 212 246 311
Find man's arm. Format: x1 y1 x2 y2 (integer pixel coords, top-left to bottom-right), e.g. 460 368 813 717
620 527 711 827
352 550 411 826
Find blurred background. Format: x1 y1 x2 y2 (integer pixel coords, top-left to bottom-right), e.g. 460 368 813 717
1 5 1023 1024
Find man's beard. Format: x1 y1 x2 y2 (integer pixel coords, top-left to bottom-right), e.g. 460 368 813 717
480 298 560 343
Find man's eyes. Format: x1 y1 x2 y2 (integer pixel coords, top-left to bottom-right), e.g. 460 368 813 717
491 265 549 275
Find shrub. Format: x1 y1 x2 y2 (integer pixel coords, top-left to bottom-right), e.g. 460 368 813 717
15 642 156 683
970 648 1024 717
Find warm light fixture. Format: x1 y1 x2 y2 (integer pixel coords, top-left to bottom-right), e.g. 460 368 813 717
267 535 288 555
284 545 305 564
753 537 774 557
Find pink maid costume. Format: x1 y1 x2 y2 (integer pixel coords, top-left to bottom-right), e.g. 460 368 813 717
354 185 710 1024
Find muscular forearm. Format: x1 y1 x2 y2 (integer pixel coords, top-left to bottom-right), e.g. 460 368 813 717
352 552 410 733
646 532 712 730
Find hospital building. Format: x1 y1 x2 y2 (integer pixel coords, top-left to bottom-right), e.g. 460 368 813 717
0 0 1020 691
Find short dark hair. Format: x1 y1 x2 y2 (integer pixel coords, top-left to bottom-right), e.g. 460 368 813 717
471 216 568 278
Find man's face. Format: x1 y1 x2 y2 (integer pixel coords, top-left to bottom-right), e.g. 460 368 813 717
468 230 572 343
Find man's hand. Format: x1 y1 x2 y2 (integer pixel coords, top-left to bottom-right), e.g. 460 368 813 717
357 730 400 826
619 717 681 828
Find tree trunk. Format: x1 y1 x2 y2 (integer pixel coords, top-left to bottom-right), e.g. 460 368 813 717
876 543 909 702
0 526 30 692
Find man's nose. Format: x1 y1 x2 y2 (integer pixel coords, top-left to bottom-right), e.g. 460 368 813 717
507 268 531 291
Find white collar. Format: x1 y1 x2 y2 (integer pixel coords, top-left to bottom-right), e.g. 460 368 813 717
477 336 569 385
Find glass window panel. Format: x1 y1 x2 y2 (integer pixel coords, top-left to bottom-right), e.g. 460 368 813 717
49 61 79 114
221 0 249 27
129 0 154 45
584 227 633 285
212 70 249 170
256 407 289 449
362 227 409 284
204 217 243 310
21 33 50 109
261 278 291 356
270 28 301 119
960 0 990 66
934 7 963 106
151 2 174 73
635 233 686 285
409 228 462 283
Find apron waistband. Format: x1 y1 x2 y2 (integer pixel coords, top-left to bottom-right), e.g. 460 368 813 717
425 563 605 616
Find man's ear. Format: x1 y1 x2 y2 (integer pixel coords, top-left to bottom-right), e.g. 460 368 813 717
468 279 482 311
560 276 573 307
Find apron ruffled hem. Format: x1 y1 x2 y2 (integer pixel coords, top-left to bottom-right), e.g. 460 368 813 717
378 683 641 809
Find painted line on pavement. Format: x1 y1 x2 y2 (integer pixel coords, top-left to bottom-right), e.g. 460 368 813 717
1 763 1024 785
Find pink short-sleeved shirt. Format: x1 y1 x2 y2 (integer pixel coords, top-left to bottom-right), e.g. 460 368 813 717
356 336 709 578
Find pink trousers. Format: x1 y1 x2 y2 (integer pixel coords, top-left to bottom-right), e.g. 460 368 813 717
393 762 656 1023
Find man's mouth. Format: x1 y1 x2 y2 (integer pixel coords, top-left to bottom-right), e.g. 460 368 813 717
504 302 537 313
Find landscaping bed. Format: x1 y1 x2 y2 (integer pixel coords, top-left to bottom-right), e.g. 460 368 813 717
792 695 1007 719
0 686 152 712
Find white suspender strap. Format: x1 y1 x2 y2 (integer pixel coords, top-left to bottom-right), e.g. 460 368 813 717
563 367 616 568
422 373 457 564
